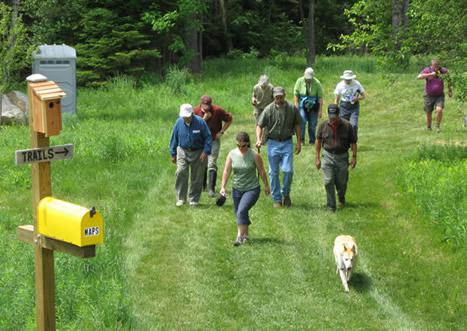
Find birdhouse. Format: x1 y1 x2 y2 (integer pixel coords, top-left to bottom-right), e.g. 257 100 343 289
29 80 66 137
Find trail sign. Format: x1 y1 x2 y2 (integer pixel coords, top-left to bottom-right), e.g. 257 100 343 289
15 144 73 165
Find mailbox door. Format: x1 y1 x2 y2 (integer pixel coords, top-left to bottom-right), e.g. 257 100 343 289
80 212 104 246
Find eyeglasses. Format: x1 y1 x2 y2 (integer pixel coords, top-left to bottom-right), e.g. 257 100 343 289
236 143 248 148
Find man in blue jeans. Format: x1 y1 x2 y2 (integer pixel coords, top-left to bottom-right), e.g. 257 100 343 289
256 87 302 208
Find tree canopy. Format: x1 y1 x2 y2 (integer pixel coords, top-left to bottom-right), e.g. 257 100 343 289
0 0 465 87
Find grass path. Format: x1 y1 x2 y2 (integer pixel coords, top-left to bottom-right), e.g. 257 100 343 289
124 79 465 330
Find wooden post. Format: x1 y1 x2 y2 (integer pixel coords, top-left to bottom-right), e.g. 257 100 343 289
28 79 56 331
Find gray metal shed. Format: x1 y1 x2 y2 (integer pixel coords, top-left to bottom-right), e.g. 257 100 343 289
32 44 76 113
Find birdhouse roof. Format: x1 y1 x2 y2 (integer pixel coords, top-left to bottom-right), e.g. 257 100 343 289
30 81 66 101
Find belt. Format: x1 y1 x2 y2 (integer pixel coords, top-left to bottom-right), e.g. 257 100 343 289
269 136 292 142
183 147 201 152
324 149 347 155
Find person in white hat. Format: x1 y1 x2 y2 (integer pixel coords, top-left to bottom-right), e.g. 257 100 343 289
293 67 324 145
334 70 366 139
252 74 274 122
169 104 212 207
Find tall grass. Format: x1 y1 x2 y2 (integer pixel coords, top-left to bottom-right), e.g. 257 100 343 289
399 145 467 247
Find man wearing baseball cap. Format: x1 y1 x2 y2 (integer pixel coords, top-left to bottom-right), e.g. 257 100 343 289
169 103 212 207
256 86 302 208
193 95 233 197
315 104 357 212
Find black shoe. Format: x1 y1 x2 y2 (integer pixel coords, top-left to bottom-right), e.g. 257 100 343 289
283 195 291 208
338 197 346 207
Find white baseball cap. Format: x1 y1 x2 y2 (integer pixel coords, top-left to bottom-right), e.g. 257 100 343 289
304 67 314 79
179 104 193 117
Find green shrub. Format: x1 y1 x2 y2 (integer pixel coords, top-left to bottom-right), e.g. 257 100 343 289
165 65 191 94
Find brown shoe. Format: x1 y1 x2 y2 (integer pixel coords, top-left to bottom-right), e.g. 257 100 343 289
283 196 291 207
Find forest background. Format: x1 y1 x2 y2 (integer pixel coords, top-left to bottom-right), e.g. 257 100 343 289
0 0 466 94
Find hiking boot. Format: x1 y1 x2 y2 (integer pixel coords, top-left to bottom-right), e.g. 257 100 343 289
338 197 346 208
176 200 185 207
208 170 217 198
283 195 291 208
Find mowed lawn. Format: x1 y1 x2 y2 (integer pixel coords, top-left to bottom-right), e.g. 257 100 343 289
0 56 465 330
124 58 466 330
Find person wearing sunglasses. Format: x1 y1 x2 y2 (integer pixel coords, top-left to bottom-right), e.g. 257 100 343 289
220 132 270 246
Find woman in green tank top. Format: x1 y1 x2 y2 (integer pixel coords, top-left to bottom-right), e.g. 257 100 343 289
220 132 270 246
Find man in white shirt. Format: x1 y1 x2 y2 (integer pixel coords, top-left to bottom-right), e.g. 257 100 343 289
334 70 366 140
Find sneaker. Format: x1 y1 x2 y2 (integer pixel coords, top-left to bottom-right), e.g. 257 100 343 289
176 200 185 207
241 235 249 244
189 201 199 207
283 196 291 208
273 201 282 208
233 237 242 246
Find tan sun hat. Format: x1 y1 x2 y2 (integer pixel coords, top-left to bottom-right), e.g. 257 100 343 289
340 70 356 80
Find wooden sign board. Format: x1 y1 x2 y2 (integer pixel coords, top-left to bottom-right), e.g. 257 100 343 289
15 144 73 165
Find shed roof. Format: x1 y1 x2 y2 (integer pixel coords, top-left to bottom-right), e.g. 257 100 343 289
33 44 76 59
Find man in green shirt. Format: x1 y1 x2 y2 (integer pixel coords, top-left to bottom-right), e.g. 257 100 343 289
256 87 302 208
293 67 324 145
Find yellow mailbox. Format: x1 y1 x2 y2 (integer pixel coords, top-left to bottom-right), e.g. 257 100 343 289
30 80 66 137
37 197 103 247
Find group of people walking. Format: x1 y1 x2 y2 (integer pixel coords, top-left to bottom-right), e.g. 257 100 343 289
169 59 451 246
169 67 364 246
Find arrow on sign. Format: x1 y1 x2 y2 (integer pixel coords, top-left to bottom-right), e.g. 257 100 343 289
54 147 70 156
15 144 74 165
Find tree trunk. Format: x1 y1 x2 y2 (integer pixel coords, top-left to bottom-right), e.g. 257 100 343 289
304 0 316 65
219 0 232 53
185 15 203 73
392 0 409 50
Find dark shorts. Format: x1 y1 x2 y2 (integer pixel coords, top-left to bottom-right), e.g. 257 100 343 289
424 94 444 112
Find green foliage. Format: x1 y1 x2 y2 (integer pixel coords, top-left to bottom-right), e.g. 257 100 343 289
164 65 191 94
399 146 467 248
75 7 160 86
0 3 33 92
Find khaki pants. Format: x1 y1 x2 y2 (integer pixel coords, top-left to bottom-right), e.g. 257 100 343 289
322 150 349 210
175 147 207 203
208 139 221 172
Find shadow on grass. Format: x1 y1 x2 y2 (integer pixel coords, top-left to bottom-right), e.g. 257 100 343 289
349 272 372 293
340 201 380 210
248 237 292 246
